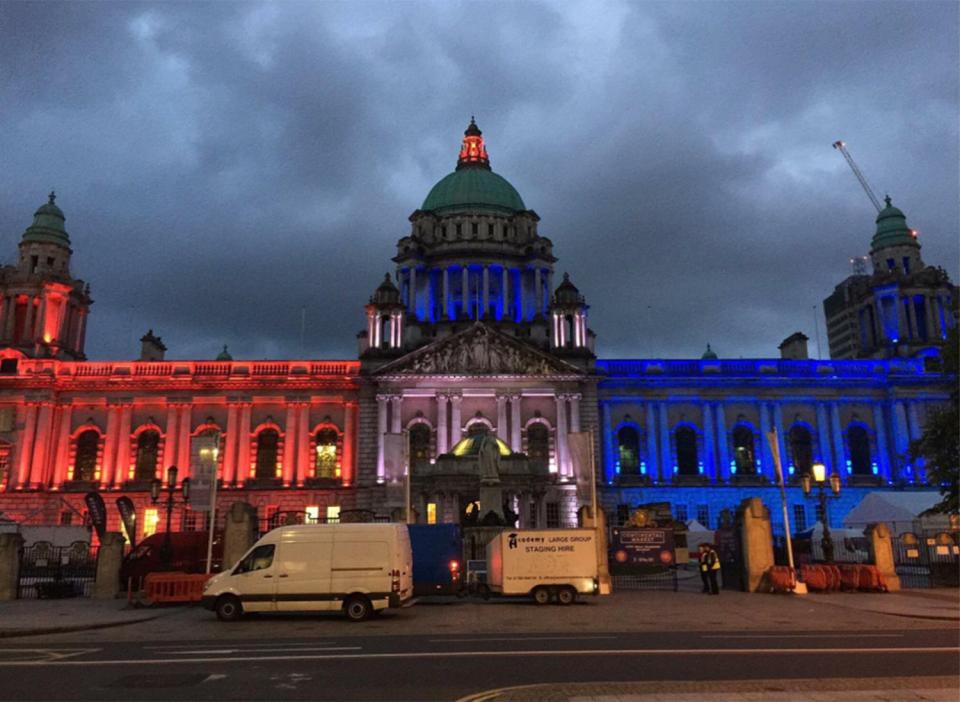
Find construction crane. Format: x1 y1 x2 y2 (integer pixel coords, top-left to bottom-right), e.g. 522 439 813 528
832 140 883 212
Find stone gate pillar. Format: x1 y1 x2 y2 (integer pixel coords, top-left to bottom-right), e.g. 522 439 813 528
0 533 23 601
223 502 257 571
737 497 774 592
95 532 125 599
866 522 901 592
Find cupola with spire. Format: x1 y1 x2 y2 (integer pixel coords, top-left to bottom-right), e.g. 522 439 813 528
362 274 405 353
701 344 718 360
870 196 924 275
216 345 233 361
550 273 592 353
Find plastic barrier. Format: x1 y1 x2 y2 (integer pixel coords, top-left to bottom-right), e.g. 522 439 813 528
800 565 829 591
765 565 796 593
142 572 213 604
858 564 887 592
838 564 862 591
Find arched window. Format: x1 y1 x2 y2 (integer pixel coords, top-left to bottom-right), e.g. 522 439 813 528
617 426 640 475
74 430 100 481
315 429 338 479
0 440 11 491
409 424 432 465
848 425 872 475
789 425 813 475
134 430 160 481
675 426 698 476
732 425 756 474
527 423 549 467
255 429 279 479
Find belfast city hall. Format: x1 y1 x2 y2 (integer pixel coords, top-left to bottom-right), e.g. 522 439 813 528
0 120 954 541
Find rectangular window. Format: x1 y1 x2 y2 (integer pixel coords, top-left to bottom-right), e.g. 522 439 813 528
471 222 478 235
902 257 910 274
528 499 538 528
793 504 806 532
696 505 710 528
674 504 688 522
143 508 159 538
427 502 437 525
305 505 320 524
546 502 560 528
182 511 199 531
326 505 341 524
59 511 73 526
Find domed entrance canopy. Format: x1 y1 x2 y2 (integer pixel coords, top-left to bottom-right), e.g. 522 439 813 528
450 432 512 457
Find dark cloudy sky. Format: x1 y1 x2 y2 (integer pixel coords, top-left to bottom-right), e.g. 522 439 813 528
1 1 957 361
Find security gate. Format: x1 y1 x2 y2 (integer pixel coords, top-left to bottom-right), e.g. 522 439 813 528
17 541 98 599
893 531 959 589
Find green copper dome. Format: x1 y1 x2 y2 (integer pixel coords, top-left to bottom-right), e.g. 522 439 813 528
422 167 526 215
421 119 526 215
22 191 71 247
871 196 919 252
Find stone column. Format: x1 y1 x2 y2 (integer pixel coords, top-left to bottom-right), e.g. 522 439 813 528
816 403 832 473
738 497 775 593
758 403 773 481
482 265 489 318
23 296 35 343
390 395 403 434
223 403 239 486
112 404 133 488
223 502 257 571
905 297 917 340
716 403 730 483
177 405 192 482
52 404 73 488
436 394 449 454
658 403 672 483
533 269 542 316
2 296 14 340
100 405 121 489
601 401 615 483
829 402 847 482
162 405 179 475
94 532 125 599
461 267 469 319
341 401 356 486
509 394 522 453
496 394 508 442
866 522 901 592
27 403 54 488
872 403 891 482
297 403 310 486
906 403 922 441
409 267 418 316
702 403 716 482
283 404 298 487
0 533 23 601
645 402 658 482
555 394 569 478
34 295 48 343
376 394 389 482
237 403 252 482
442 267 450 319
15 403 38 489
502 267 510 321
449 394 463 446
569 393 581 433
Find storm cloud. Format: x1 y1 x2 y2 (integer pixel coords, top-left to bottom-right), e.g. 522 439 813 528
1 1 956 361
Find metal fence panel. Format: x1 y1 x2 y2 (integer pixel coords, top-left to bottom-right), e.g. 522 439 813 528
17 541 98 599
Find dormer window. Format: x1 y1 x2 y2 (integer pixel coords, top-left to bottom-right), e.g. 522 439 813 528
472 222 478 236
886 258 895 271
902 257 910 274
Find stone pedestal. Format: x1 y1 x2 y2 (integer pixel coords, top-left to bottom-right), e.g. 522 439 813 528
223 502 257 571
0 533 23 601
866 522 901 592
94 532 125 599
738 497 774 593
479 482 505 524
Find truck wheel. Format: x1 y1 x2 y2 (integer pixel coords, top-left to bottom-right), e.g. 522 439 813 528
557 587 577 606
215 595 243 622
344 595 372 622
532 586 551 605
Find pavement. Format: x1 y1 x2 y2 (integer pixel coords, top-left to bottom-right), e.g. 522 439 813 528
1 586 956 640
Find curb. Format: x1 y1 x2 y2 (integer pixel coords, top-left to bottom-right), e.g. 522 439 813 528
809 597 960 622
0 610 174 639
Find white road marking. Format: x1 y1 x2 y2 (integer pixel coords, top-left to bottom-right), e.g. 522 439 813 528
144 642 339 650
202 674 227 683
429 636 618 642
166 646 360 655
700 634 905 639
0 646 954 667
0 648 100 662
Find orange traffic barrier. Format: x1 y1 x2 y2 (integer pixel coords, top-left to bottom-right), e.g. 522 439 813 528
142 572 212 604
765 565 796 593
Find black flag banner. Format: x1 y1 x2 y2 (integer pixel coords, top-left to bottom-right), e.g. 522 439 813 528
84 491 107 540
116 496 137 547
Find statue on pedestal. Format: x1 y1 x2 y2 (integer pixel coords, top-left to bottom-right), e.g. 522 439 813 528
477 434 501 485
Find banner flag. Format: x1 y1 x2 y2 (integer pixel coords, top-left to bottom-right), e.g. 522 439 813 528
84 492 107 540
567 431 595 504
382 433 407 484
766 430 784 486
115 496 137 547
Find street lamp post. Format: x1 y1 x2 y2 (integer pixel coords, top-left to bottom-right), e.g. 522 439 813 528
802 462 841 563
150 465 190 566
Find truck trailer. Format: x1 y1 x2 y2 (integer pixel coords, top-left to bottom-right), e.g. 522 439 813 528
486 529 602 605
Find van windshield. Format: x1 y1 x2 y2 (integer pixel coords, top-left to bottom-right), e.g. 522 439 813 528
234 544 275 574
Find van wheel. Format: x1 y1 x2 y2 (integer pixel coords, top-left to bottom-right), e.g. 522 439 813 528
532 587 551 605
344 596 372 622
557 587 576 606
215 595 243 622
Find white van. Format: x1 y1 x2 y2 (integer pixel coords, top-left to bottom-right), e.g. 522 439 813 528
201 523 413 622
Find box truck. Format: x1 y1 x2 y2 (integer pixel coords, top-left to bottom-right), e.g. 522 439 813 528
486 529 602 605
202 523 413 622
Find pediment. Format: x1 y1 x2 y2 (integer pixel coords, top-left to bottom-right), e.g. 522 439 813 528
375 323 582 377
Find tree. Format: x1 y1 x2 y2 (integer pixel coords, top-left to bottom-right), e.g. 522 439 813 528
909 325 959 514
